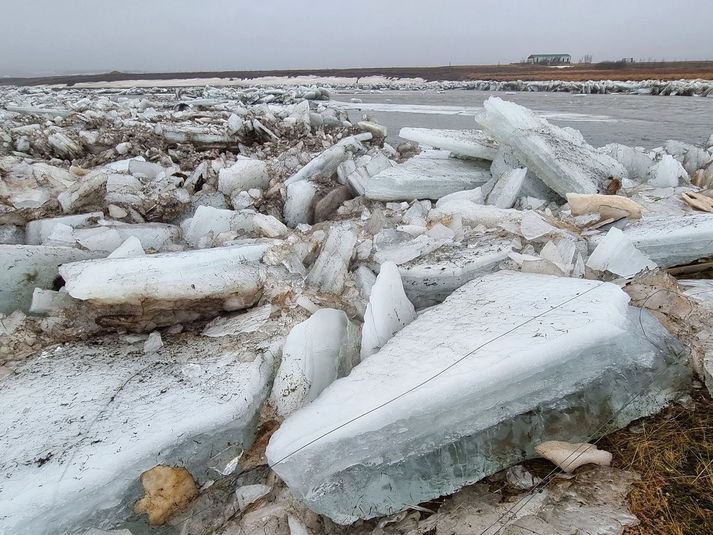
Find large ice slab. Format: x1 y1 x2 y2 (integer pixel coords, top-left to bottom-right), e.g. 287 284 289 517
477 97 626 196
0 245 102 313
399 128 499 161
60 245 266 307
0 333 279 535
617 214 713 267
267 271 690 523
365 156 492 201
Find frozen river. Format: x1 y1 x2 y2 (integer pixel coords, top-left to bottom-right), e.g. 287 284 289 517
332 90 713 149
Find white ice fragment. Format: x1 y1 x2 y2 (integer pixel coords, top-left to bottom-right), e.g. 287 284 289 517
399 127 499 160
361 262 416 359
270 309 360 417
218 159 269 195
284 181 317 227
520 211 561 241
435 187 484 207
284 134 371 186
202 304 272 337
477 97 625 196
365 157 491 201
143 331 163 354
227 113 245 134
108 236 145 259
647 155 688 187
29 289 76 316
306 225 357 294
235 484 272 511
486 167 527 209
586 227 657 278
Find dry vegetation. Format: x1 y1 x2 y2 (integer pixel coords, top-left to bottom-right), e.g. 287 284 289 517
3 61 713 86
600 387 713 535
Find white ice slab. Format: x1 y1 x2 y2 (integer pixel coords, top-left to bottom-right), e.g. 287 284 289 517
399 128 499 161
477 97 626 196
218 159 269 195
267 271 689 523
365 157 492 201
25 212 104 245
486 167 527 209
0 334 278 535
60 245 266 306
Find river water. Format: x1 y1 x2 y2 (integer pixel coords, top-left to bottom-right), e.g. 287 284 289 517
331 90 713 149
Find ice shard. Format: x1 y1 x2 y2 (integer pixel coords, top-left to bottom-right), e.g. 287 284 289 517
399 128 499 161
361 262 416 358
0 333 279 535
586 227 657 278
365 156 492 201
485 167 527 209
270 309 361 417
477 97 626 196
267 271 690 523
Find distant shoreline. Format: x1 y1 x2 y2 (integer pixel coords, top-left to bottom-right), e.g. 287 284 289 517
3 61 713 87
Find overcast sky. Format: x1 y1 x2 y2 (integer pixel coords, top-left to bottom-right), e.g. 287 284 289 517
2 0 712 77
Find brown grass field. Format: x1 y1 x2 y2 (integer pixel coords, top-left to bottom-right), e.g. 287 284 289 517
2 61 713 86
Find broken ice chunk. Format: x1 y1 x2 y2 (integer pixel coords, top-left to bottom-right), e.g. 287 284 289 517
218 159 269 196
270 309 360 417
25 212 104 245
399 128 499 160
477 97 626 196
284 181 317 227
601 143 654 181
587 227 657 278
108 236 145 259
0 245 102 314
485 167 527 209
60 244 266 308
361 262 416 358
617 214 713 267
365 157 492 201
648 155 688 187
284 134 371 186
267 271 690 523
306 225 357 294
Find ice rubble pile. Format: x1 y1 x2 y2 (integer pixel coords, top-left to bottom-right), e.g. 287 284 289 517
1 90 712 534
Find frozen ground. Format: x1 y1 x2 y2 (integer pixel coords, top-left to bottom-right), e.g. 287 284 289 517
333 90 713 147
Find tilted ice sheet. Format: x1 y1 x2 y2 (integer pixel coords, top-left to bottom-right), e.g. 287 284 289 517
0 334 279 535
477 97 626 196
267 271 690 523
398 128 499 161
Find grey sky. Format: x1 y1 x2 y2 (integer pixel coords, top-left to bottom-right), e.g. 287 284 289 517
2 0 712 77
